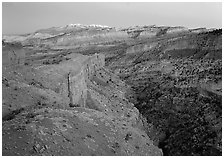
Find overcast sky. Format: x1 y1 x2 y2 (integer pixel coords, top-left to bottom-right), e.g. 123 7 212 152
2 2 222 35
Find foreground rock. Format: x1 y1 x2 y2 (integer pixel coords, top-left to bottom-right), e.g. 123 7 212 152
3 107 161 156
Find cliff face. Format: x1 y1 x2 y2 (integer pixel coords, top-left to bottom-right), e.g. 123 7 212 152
17 28 129 47
68 53 105 107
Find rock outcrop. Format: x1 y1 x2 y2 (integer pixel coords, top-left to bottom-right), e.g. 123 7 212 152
68 53 105 107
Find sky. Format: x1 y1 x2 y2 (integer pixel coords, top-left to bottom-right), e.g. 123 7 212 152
2 2 222 35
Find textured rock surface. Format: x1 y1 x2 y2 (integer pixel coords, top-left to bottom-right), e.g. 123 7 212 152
2 107 161 156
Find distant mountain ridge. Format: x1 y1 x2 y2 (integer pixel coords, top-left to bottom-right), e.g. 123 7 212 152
3 24 221 61
3 23 220 43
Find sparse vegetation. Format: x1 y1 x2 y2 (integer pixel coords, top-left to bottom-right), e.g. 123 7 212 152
119 59 222 156
2 24 222 156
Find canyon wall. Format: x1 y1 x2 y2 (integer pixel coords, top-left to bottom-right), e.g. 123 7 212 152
68 53 105 107
2 44 105 109
124 29 222 60
28 30 129 47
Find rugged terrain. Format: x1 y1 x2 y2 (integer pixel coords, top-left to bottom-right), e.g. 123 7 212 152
2 41 162 156
2 24 222 156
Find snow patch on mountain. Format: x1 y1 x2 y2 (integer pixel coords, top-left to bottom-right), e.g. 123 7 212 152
64 23 112 29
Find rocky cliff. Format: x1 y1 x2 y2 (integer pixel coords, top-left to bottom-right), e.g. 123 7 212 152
67 53 105 107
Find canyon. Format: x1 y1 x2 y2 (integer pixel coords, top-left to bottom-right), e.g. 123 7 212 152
2 24 222 156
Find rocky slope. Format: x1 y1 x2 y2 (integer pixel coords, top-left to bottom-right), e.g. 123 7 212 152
103 27 222 156
2 42 162 156
2 24 222 156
